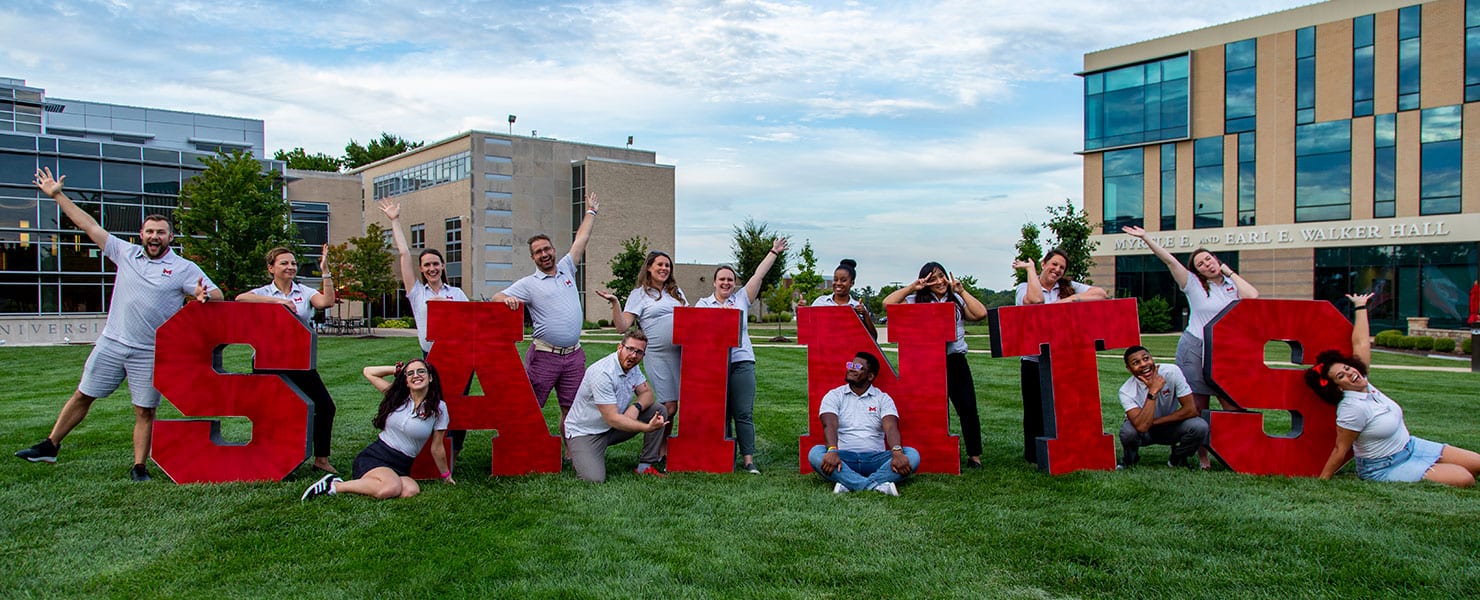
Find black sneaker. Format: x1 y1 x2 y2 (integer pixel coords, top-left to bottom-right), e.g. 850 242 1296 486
129 463 151 482
1119 449 1140 470
742 462 760 474
15 439 59 463
301 473 341 501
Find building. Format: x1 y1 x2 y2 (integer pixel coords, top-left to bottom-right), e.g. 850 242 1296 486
0 77 340 344
1082 0 1480 333
355 131 674 324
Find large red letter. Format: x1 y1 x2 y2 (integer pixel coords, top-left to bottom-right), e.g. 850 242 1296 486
665 307 739 472
989 299 1140 474
425 301 560 476
1205 299 1345 476
798 304 959 474
153 302 314 484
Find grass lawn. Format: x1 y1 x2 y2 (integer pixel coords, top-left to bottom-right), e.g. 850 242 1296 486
4 336 1479 598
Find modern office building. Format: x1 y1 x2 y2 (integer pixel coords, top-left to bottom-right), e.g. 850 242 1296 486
1083 0 1480 332
0 77 335 344
355 131 674 324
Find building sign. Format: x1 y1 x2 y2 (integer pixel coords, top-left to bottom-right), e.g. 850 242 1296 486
0 316 106 346
1091 214 1480 256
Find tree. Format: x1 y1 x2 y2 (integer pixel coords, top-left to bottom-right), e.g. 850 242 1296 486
1043 198 1098 284
790 240 827 305
731 218 789 296
605 236 649 301
273 147 341 172
1013 222 1043 285
870 284 900 317
175 150 297 298
343 132 425 169
763 281 794 321
326 223 398 319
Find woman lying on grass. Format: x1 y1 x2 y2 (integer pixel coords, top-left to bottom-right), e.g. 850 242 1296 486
302 359 453 500
1306 293 1480 487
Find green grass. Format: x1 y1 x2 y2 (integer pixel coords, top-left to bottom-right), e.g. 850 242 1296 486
4 337 1479 598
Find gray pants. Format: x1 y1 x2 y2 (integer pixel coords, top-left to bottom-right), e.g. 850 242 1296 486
568 402 669 483
1118 417 1209 466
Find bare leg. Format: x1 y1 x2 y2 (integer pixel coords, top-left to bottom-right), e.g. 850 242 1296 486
132 406 155 466
312 456 336 473
333 467 404 499
1193 394 1212 469
396 476 422 498
48 390 99 444
1423 463 1476 488
1437 445 1480 474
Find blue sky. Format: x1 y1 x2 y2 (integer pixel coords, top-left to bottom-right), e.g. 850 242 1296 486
2 0 1313 290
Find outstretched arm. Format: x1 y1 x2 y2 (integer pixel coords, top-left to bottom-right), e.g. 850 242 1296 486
1319 428 1358 480
568 193 600 264
1122 226 1189 288
595 290 634 330
376 200 418 295
883 280 923 305
744 237 787 301
36 168 109 250
1348 292 1373 366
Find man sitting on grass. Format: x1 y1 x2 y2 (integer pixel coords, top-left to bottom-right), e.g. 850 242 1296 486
564 327 668 482
1117 345 1208 469
807 352 919 496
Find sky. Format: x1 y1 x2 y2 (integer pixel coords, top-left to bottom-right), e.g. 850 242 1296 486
1 0 1315 290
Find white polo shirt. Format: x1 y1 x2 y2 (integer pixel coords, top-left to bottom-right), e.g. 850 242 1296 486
499 254 584 348
100 235 216 350
1337 385 1411 460
565 352 649 438
246 281 320 328
695 288 755 363
818 383 898 452
407 281 469 353
1117 364 1193 419
378 399 450 457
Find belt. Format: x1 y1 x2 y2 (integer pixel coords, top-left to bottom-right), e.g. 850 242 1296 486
532 338 581 355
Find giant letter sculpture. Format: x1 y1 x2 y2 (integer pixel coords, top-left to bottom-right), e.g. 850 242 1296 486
666 307 739 472
153 302 315 484
424 301 560 476
798 303 959 474
989 299 1140 474
1204 299 1346 476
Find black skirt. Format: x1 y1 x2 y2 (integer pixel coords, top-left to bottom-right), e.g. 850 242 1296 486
351 438 415 479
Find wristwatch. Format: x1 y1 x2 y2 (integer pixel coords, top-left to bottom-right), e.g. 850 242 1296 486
890 445 903 453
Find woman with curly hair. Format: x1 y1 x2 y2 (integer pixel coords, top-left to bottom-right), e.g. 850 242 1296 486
1306 293 1480 487
301 359 453 500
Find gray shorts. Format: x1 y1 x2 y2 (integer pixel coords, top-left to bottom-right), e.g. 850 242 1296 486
1174 332 1216 396
77 337 161 408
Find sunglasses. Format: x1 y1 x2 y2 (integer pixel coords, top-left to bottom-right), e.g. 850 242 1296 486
845 361 865 371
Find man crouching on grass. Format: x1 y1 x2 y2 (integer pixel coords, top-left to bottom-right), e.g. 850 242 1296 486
807 352 920 496
564 327 668 482
1117 345 1208 469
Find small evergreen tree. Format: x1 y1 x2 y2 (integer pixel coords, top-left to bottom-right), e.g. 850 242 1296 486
326 223 398 319
1043 198 1098 284
791 240 827 306
605 236 649 301
1013 223 1044 285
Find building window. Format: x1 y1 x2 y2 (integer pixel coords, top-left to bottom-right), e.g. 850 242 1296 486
1083 54 1189 151
570 164 587 298
1102 148 1144 232
1374 114 1396 218
1315 244 1478 332
444 218 462 264
1193 137 1223 229
1294 120 1352 222
1398 6 1421 111
1296 27 1316 125
1225 39 1257 134
1420 105 1462 215
1353 14 1375 117
290 201 329 277
1237 133 1256 226
1159 143 1176 230
409 223 425 249
1469 0 1480 102
370 150 471 201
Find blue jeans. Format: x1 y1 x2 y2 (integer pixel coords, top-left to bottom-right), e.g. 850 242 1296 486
807 445 921 491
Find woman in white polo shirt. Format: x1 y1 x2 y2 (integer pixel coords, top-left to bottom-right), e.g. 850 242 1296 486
810 258 878 340
1122 225 1258 469
694 237 786 474
236 246 339 474
1305 293 1480 486
597 250 686 465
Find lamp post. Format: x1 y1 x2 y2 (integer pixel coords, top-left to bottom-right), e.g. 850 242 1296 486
507 114 516 135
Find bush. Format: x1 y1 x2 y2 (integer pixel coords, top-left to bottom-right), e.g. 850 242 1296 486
1373 329 1403 348
1433 338 1456 353
376 317 413 329
1413 336 1435 351
1465 336 1473 355
597 319 610 328
582 321 600 330
1137 297 1173 333
759 311 793 323
1390 336 1414 350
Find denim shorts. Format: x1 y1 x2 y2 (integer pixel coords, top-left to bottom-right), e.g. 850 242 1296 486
1355 437 1445 482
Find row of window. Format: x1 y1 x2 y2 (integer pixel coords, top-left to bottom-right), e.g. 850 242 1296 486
1103 105 1464 229
371 151 471 200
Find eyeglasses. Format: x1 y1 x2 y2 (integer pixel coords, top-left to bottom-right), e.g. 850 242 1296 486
404 368 429 376
845 361 865 371
622 344 647 356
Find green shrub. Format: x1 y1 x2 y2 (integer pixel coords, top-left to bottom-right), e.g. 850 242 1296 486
377 317 413 329
759 312 793 323
1373 329 1403 348
1391 336 1414 350
1137 297 1173 333
1464 336 1473 355
597 319 611 328
582 321 600 330
1413 336 1435 351
1434 338 1456 353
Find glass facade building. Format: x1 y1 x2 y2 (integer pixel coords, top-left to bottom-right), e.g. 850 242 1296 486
1084 0 1480 332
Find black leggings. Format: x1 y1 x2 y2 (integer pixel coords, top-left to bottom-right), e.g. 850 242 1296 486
277 370 335 458
946 352 982 457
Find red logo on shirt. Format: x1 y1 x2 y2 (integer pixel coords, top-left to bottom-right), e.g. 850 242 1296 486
162 268 173 276
868 406 877 412
292 296 303 303
563 279 573 287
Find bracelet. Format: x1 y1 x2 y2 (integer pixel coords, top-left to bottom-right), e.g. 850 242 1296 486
768 250 779 255
825 446 838 453
439 471 451 479
586 209 597 216
1354 306 1367 311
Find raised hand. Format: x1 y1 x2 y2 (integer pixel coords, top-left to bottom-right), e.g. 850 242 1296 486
770 237 788 255
585 192 599 215
33 167 65 197
318 244 330 276
376 200 400 221
1121 225 1147 239
1012 258 1036 272
1346 292 1374 308
194 277 209 303
594 290 619 304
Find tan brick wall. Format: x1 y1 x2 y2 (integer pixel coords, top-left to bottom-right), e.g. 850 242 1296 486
1315 19 1354 123
582 159 676 322
1239 248 1314 299
1374 9 1399 115
1421 0 1464 108
284 169 362 247
1191 47 1225 140
1351 116 1376 220
1395 109 1422 217
1084 152 1103 230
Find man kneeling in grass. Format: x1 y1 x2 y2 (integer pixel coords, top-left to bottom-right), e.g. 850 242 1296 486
807 352 919 496
1117 346 1208 470
565 327 668 482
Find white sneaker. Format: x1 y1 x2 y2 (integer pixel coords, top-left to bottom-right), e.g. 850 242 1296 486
300 473 340 502
874 482 899 496
832 482 848 494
